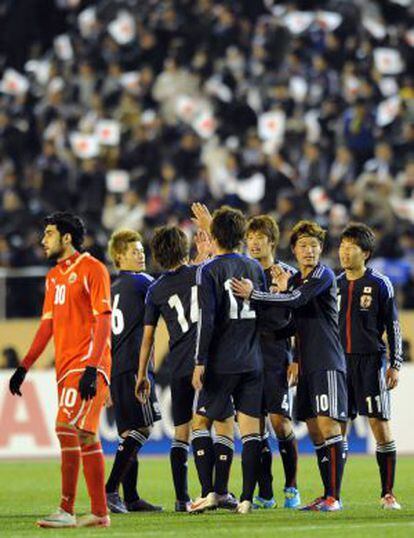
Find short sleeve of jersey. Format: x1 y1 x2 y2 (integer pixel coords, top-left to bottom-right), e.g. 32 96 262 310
86 261 111 315
144 287 161 326
42 274 55 320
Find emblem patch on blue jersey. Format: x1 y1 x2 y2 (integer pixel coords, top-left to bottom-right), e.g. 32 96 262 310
360 294 372 309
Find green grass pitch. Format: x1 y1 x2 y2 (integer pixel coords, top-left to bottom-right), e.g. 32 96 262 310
0 455 413 537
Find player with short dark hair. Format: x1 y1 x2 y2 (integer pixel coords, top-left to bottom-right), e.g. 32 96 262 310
136 225 236 512
192 206 267 515
338 223 402 510
246 215 301 510
105 229 162 513
9 212 111 528
232 219 348 512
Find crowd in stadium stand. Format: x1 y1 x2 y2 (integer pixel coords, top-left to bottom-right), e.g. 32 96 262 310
0 0 413 306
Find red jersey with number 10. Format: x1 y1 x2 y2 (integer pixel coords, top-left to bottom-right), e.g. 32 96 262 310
42 252 112 383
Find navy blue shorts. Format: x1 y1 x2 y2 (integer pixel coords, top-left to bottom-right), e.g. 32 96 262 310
171 374 195 427
196 369 263 421
346 353 391 420
110 371 161 435
262 367 292 419
296 369 348 423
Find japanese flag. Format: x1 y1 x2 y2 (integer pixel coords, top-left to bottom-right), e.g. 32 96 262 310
289 76 307 103
54 35 73 61
192 110 216 139
374 48 404 75
96 120 121 146
78 7 97 38
0 69 29 96
316 11 342 32
362 17 387 40
108 11 136 45
106 170 130 193
283 11 315 34
120 72 140 93
236 173 266 204
176 95 199 122
309 187 332 215
258 110 286 145
25 60 50 86
377 96 401 127
69 133 100 159
378 77 399 97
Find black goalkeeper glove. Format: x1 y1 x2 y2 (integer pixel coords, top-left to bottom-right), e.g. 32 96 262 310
78 366 97 401
9 366 27 396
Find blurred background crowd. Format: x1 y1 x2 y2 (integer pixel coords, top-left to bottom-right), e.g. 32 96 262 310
0 0 413 307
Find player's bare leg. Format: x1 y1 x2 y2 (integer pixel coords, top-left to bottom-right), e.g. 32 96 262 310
236 412 261 514
270 414 300 508
214 417 237 509
369 418 400 509
76 429 110 527
37 421 80 528
172 421 192 512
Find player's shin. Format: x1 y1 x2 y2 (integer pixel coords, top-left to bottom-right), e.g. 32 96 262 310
278 431 298 489
213 435 234 495
170 440 190 502
257 432 273 500
240 434 261 502
56 426 81 515
325 435 346 500
376 441 397 497
192 429 214 497
81 440 107 517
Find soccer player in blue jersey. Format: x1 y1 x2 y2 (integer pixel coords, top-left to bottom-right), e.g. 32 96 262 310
338 223 402 510
232 220 347 512
245 215 301 509
105 229 162 513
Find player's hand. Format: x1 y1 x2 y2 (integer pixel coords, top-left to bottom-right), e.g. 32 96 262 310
287 362 299 387
192 365 205 391
193 229 214 263
271 265 291 292
9 366 27 396
135 375 151 404
78 366 97 400
386 367 399 390
231 277 253 299
191 202 212 233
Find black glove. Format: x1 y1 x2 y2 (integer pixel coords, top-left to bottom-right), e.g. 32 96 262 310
9 366 27 396
78 366 97 401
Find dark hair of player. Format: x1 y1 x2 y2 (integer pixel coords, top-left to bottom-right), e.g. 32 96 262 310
340 222 376 260
246 215 280 252
108 229 143 268
150 226 189 270
44 212 86 251
211 205 246 251
290 220 326 247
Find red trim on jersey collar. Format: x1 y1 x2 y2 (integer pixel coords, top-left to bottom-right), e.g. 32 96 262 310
57 251 81 269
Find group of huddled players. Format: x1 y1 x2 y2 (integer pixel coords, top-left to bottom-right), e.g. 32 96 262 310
8 203 403 527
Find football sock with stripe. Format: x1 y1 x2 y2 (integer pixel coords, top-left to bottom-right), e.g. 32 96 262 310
376 441 397 497
106 430 149 495
213 435 234 495
325 435 345 500
57 426 81 515
81 441 107 516
278 431 298 489
257 432 273 500
170 440 190 502
192 430 214 497
315 442 328 498
241 434 261 502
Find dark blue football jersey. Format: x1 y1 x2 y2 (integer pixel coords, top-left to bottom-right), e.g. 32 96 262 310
195 253 266 374
337 268 403 369
111 271 154 378
144 265 198 379
250 263 346 374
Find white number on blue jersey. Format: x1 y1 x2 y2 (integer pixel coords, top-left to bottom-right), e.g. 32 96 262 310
112 293 125 335
224 279 256 320
168 285 199 333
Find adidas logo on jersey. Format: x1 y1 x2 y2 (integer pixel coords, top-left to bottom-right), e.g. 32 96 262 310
198 407 206 413
321 456 329 463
